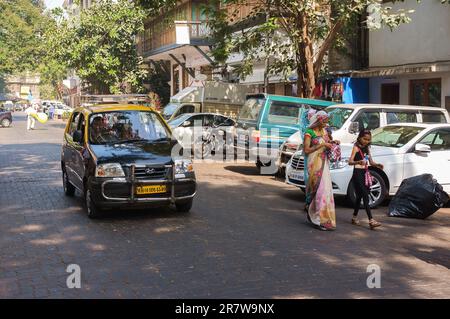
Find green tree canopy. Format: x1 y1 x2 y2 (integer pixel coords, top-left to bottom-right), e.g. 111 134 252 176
0 0 48 75
52 0 148 94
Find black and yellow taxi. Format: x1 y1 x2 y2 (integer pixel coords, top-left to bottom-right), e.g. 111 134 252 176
61 104 196 218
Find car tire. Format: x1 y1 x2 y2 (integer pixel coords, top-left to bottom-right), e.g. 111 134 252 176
347 170 387 209
175 198 193 213
1 118 11 127
85 188 102 219
62 169 75 196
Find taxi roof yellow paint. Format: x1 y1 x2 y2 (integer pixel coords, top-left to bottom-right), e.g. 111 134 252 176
74 104 156 114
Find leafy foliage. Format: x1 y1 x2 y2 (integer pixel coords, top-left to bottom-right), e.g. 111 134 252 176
52 0 147 94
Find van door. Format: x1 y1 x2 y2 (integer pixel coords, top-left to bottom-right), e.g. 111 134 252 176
259 100 306 150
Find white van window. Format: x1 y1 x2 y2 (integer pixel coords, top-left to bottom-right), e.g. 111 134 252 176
326 107 354 130
422 111 446 123
354 111 380 131
267 102 301 125
386 111 418 124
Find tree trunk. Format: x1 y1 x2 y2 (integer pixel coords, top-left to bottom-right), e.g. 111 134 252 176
296 14 316 98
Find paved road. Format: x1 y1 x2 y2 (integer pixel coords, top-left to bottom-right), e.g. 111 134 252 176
1 112 450 298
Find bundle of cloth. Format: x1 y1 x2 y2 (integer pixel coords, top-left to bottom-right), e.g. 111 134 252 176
31 112 49 124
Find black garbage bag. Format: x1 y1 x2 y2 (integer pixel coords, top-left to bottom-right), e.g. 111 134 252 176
388 174 449 219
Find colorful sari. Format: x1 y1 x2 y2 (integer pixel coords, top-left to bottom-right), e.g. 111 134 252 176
304 128 336 230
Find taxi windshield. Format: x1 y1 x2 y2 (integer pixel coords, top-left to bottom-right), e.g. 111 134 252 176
89 111 171 145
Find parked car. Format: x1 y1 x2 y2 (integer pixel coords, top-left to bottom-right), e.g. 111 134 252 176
286 123 450 208
278 104 450 172
61 104 196 218
168 113 235 157
233 94 335 171
0 110 12 127
54 104 74 117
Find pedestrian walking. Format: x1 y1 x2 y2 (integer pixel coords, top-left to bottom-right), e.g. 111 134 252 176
348 130 383 229
303 110 339 231
25 104 37 130
48 104 55 120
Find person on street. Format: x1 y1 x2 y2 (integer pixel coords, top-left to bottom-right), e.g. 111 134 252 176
303 111 339 231
348 130 383 230
25 104 37 130
48 104 55 120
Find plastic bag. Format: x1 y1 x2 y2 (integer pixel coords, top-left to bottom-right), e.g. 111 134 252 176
388 174 449 219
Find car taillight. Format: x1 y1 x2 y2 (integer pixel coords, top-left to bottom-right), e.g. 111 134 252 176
251 130 260 143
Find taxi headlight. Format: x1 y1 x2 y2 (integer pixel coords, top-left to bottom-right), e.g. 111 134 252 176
95 163 125 177
174 159 194 174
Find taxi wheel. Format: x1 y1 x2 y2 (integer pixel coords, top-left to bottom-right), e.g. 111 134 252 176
85 189 102 219
175 199 193 213
62 169 75 196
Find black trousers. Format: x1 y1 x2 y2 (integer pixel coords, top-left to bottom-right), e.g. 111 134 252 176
351 169 373 220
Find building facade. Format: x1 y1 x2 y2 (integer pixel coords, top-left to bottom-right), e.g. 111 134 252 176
350 0 450 110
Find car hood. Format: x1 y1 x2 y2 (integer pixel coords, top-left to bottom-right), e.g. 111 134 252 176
339 143 400 158
90 140 179 165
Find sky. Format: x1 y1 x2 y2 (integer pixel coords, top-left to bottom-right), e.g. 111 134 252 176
44 0 64 10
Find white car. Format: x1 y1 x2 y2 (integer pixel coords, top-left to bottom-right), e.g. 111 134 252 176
53 104 74 116
286 123 450 207
168 113 236 156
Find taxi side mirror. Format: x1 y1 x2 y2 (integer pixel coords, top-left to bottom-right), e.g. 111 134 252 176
72 130 83 144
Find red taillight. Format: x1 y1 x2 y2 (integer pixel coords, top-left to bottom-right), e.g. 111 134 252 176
251 130 260 143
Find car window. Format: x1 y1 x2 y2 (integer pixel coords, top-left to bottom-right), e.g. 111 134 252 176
68 112 80 135
354 111 380 131
267 102 301 125
88 111 171 145
386 111 418 124
214 115 234 127
419 129 450 151
238 98 265 121
203 114 215 127
180 105 195 114
77 114 86 134
422 112 446 123
371 126 424 148
189 115 204 127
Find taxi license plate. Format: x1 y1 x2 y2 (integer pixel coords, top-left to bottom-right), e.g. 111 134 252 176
289 172 304 182
136 185 167 195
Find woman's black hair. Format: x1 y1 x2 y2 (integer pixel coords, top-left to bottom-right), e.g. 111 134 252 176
356 129 372 146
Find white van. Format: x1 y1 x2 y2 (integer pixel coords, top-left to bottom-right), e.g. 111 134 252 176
277 104 450 169
161 81 252 122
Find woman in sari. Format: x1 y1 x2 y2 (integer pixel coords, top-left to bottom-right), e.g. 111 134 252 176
303 111 337 231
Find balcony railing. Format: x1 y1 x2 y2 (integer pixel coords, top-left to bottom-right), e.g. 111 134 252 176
139 20 211 55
